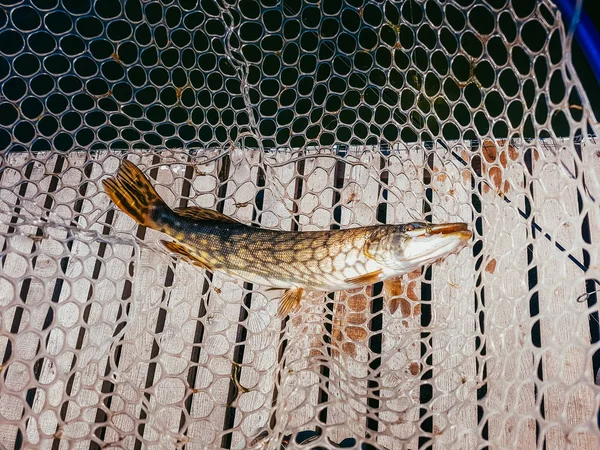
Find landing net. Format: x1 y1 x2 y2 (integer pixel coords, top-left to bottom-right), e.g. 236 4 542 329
1 1 600 449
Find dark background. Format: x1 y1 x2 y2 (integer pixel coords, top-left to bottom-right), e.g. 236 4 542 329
0 0 598 152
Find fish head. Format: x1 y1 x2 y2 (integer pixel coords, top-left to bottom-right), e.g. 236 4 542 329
366 222 472 271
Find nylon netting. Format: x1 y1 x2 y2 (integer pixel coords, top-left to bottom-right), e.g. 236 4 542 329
1 0 600 449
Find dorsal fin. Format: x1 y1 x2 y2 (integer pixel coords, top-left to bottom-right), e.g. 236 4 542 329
173 206 239 223
161 240 213 271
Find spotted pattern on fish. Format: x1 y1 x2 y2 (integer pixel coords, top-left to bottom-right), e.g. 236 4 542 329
102 160 473 317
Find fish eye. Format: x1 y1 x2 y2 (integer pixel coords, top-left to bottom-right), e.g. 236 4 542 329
403 222 426 232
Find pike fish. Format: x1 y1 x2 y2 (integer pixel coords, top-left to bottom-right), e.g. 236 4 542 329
103 161 472 317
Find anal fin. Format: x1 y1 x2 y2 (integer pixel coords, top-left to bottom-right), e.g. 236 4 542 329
161 240 213 271
344 269 383 286
277 287 303 318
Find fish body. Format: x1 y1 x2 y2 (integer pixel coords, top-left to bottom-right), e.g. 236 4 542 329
155 219 382 291
103 160 472 316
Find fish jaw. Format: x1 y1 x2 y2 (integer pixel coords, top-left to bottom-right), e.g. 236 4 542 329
399 222 472 268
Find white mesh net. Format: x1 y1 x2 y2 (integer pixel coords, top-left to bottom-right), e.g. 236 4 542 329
1 0 600 449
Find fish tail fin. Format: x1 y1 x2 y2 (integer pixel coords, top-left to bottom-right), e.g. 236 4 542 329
102 160 170 229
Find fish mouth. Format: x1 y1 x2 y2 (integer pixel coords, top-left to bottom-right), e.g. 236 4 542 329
405 222 472 240
402 222 472 263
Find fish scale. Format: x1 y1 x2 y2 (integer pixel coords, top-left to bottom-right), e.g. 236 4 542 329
178 225 377 290
103 160 472 317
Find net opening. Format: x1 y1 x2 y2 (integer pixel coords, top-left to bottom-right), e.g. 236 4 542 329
1 0 600 449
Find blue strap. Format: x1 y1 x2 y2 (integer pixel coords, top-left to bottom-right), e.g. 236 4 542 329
554 0 600 86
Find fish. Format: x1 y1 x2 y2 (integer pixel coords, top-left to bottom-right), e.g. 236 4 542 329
102 160 472 317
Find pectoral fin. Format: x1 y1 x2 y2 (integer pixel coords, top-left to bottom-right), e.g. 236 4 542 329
277 287 303 318
161 240 213 271
344 269 383 286
174 206 239 223
383 277 403 314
